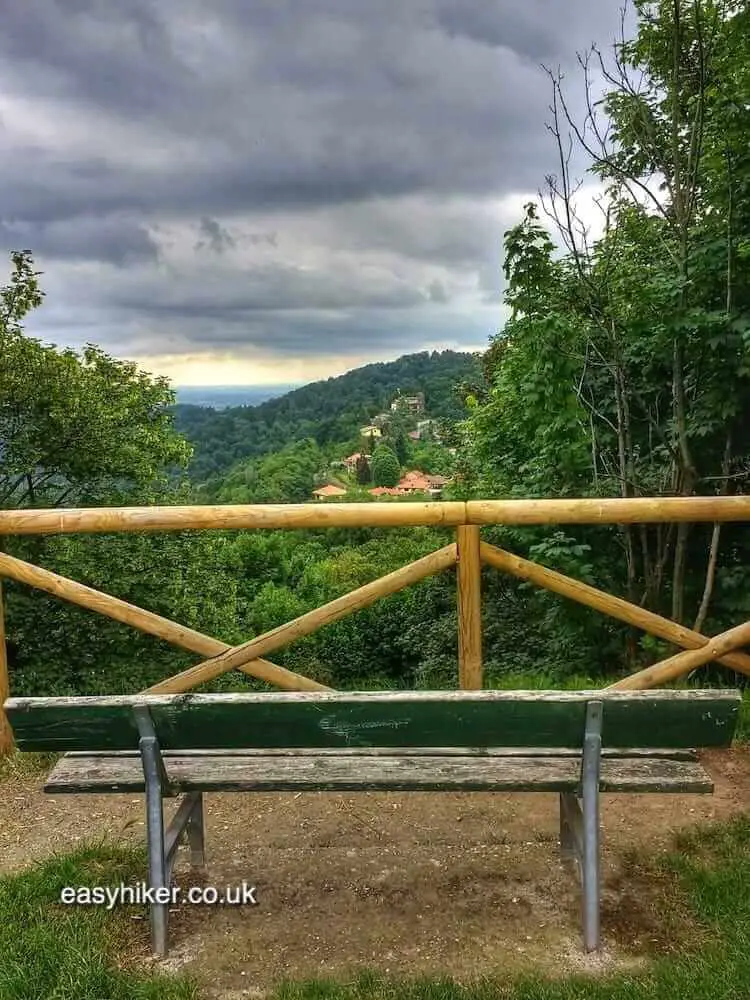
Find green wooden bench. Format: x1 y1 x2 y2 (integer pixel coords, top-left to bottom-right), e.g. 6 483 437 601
4 688 741 957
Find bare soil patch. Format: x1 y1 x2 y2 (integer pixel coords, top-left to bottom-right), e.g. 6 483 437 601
1 747 748 997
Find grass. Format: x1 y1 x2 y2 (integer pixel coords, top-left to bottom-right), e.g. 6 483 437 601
0 842 197 1000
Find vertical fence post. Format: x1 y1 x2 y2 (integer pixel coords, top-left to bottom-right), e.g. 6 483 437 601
457 524 483 689
0 578 12 754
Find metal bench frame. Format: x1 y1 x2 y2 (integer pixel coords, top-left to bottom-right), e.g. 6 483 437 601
135 707 205 956
132 700 607 957
559 699 602 952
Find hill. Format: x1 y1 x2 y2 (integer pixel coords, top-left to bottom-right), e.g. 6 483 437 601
174 350 478 482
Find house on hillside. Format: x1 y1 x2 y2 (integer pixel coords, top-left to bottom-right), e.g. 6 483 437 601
425 474 451 496
312 484 348 500
418 418 441 439
359 424 383 439
372 413 391 428
397 470 432 493
396 470 453 497
390 392 425 415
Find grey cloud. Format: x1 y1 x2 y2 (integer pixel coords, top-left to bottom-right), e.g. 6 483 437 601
68 307 492 362
427 280 449 304
108 263 428 315
0 0 625 366
0 215 158 266
434 0 628 60
195 217 236 255
0 2 622 219
246 233 278 247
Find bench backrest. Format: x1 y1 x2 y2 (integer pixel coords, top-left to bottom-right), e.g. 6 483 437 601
3 689 741 753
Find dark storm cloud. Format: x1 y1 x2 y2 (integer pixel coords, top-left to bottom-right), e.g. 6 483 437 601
0 0 625 363
0 215 159 266
111 265 428 314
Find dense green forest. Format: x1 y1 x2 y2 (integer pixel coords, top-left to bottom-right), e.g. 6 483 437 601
174 349 477 483
1 0 749 699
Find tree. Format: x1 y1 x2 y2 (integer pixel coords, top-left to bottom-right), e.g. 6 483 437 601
535 0 750 624
0 252 190 508
386 428 409 466
0 252 235 697
205 439 323 503
355 453 372 485
462 0 750 672
371 446 401 487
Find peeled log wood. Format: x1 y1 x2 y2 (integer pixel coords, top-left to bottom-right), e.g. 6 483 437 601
468 495 750 525
479 542 750 677
0 550 328 693
3 495 750 537
147 544 458 694
610 618 750 690
457 526 482 689
0 501 467 535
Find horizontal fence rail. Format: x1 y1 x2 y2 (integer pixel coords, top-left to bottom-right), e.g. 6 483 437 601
3 495 750 535
0 496 748 754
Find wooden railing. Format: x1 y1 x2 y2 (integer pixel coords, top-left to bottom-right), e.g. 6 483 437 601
1 496 750 753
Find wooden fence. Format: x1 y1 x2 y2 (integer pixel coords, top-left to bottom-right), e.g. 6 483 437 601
1 496 750 753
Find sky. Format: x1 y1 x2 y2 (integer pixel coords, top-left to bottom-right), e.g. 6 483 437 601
0 1 627 386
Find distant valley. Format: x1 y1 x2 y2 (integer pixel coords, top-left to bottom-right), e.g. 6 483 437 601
174 384 300 409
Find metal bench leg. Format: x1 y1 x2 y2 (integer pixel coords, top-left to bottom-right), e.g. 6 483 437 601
140 734 169 956
135 707 173 957
187 792 205 868
581 701 603 952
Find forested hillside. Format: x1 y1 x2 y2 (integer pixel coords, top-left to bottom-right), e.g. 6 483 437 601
174 350 478 482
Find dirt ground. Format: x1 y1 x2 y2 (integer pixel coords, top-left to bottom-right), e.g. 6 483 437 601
2 748 750 998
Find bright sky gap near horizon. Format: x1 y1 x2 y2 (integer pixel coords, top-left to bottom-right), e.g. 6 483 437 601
1 2 627 387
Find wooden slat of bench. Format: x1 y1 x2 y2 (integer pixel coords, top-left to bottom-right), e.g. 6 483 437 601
5 689 741 752
65 747 700 760
44 752 715 795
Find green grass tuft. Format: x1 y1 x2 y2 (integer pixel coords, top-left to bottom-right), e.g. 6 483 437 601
0 842 197 1000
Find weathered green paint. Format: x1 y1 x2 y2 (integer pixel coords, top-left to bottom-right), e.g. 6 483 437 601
4 689 740 752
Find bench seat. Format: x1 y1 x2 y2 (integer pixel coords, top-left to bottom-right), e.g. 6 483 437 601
46 748 714 795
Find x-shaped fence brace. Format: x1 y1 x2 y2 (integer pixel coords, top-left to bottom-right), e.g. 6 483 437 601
0 536 748 712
